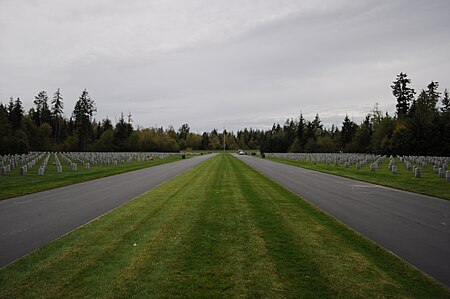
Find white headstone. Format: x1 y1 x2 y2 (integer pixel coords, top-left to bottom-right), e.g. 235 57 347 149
414 167 421 178
392 166 398 175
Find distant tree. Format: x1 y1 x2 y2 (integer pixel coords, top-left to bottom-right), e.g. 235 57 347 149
421 81 440 113
5 98 27 153
113 112 133 151
177 123 190 140
296 113 306 150
0 103 12 154
391 72 415 117
200 132 210 150
102 117 113 132
51 88 64 117
208 129 221 150
434 88 450 155
317 135 337 152
405 89 437 155
10 97 24 130
165 126 177 141
341 115 357 150
371 113 394 154
33 91 51 126
350 115 372 153
441 89 450 112
304 121 315 143
289 137 302 152
7 97 14 117
51 88 64 141
283 119 296 151
187 133 202 150
311 113 323 135
330 124 341 149
304 137 317 153
36 123 53 151
135 128 155 151
370 102 383 126
95 129 114 151
237 129 249 149
390 120 411 155
72 89 96 151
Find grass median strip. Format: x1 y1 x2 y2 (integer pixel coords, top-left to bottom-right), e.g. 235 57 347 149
269 157 450 200
0 154 448 298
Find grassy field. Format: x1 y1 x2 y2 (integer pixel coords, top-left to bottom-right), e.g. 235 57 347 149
1 154 448 298
0 154 181 201
269 156 450 201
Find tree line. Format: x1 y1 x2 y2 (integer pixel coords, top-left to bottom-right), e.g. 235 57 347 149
1 73 449 156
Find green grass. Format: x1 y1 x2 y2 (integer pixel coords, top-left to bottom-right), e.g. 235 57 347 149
1 154 448 298
268 156 450 200
0 154 182 201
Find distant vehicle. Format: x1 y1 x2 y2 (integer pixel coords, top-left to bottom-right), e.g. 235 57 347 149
237 149 245 155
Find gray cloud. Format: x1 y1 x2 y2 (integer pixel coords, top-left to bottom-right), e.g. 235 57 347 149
1 0 449 133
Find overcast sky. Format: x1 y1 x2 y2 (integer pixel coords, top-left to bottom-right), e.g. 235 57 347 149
1 0 449 132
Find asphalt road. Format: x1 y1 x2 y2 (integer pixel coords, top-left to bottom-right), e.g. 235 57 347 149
234 154 450 288
0 154 214 268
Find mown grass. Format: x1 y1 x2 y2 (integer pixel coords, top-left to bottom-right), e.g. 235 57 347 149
0 154 181 201
1 154 448 298
269 156 450 200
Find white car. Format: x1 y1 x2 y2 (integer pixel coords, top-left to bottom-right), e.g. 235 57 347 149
238 149 245 155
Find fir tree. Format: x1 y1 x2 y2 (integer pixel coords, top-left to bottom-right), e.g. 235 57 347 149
391 72 416 117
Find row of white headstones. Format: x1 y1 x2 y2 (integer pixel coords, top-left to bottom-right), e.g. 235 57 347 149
0 152 181 176
265 153 450 182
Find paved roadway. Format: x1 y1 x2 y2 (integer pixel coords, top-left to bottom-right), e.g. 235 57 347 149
0 154 214 268
234 154 450 288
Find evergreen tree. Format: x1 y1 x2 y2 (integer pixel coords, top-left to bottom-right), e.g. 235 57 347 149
177 123 190 140
113 112 133 151
423 81 440 112
10 97 24 129
51 88 64 141
371 113 394 154
297 113 305 149
441 88 449 112
104 118 113 131
312 114 323 133
406 89 436 155
0 103 12 154
73 89 96 151
351 115 372 152
283 119 296 152
7 97 14 125
201 132 210 150
33 91 51 126
341 115 357 150
391 72 415 117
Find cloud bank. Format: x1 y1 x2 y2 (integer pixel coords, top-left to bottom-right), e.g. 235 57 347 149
1 0 449 132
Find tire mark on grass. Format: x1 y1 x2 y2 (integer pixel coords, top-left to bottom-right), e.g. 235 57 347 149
235 157 449 298
153 154 284 297
232 158 333 298
104 157 220 298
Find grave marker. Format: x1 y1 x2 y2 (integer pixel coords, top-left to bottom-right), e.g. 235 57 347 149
392 165 398 175
414 167 421 178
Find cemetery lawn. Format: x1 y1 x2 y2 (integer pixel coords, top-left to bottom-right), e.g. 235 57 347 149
1 154 448 298
0 154 181 201
269 157 450 201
